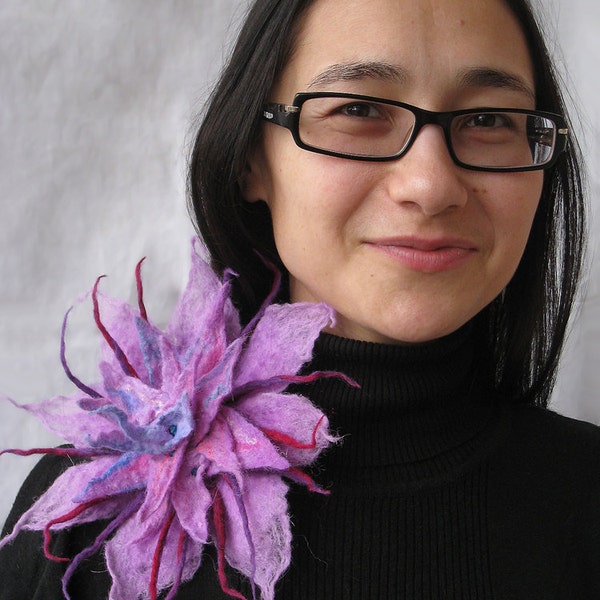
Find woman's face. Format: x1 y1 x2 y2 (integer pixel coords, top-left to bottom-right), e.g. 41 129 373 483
246 0 544 344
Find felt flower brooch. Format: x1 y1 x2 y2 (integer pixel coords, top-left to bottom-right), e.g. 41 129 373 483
0 240 350 600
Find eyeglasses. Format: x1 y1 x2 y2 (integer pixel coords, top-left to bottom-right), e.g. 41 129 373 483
262 92 568 172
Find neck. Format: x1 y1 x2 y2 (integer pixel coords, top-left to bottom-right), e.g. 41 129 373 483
296 324 499 491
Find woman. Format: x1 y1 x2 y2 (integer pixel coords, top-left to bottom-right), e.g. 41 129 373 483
189 1 595 597
1 0 596 598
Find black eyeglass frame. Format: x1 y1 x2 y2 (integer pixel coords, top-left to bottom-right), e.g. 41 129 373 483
262 92 569 172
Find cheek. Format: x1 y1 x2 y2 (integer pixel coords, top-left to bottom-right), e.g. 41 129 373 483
486 172 543 271
266 158 378 303
267 155 373 239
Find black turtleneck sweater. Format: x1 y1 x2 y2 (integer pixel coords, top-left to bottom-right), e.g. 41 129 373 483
2 328 600 599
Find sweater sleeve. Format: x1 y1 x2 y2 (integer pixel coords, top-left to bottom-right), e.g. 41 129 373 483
0 453 111 600
580 471 600 596
0 454 250 600
555 434 600 598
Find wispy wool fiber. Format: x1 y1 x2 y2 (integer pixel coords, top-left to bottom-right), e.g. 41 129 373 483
0 239 349 600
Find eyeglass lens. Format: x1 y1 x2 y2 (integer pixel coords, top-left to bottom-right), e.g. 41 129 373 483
297 96 557 168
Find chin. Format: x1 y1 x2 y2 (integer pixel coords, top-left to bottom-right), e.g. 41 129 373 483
328 318 469 346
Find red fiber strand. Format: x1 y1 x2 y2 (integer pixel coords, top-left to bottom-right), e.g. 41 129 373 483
177 528 186 561
286 467 314 489
262 414 326 450
149 510 176 600
0 447 103 459
92 277 139 379
213 489 247 600
135 258 148 321
43 496 109 562
164 529 188 600
173 532 188 599
278 370 360 388
286 467 331 495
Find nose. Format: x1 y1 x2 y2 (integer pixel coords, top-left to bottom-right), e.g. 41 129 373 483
385 124 469 215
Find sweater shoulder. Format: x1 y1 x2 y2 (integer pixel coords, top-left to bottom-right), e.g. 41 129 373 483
489 404 600 506
2 450 76 534
507 404 600 461
487 405 600 597
515 403 600 433
0 451 92 600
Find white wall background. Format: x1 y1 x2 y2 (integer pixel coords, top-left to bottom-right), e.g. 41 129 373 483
0 0 598 528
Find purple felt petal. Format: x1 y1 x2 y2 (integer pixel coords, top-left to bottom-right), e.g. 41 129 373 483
0 458 130 547
97 361 140 411
61 494 144 600
218 473 291 600
178 276 238 385
1 239 340 598
89 394 193 456
97 363 194 444
234 302 334 390
170 455 212 544
98 361 168 424
166 242 239 363
5 394 118 447
75 453 148 503
133 315 164 388
95 292 151 382
158 335 181 392
105 512 203 600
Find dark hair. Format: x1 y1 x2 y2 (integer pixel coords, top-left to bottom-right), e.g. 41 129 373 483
188 0 586 407
189 0 312 321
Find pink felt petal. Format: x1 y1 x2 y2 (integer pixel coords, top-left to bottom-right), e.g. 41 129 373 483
221 406 290 472
196 414 243 479
137 446 187 525
234 302 334 390
235 392 337 466
192 338 243 439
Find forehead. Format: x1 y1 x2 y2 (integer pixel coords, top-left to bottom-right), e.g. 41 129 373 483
276 0 534 105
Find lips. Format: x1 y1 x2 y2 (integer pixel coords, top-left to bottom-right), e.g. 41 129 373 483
364 236 477 273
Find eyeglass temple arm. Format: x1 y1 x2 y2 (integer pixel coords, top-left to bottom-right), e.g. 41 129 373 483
556 126 569 154
262 103 299 127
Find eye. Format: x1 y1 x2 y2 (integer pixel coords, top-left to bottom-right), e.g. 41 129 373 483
464 113 512 129
338 102 383 118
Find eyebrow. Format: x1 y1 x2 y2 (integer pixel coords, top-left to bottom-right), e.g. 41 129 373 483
305 61 535 102
458 67 535 101
306 61 407 89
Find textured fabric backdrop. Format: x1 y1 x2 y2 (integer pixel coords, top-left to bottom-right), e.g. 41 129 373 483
0 0 598 528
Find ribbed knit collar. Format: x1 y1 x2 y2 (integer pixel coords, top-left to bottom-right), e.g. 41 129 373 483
300 324 501 492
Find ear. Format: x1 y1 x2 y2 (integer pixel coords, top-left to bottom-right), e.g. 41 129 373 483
240 147 269 204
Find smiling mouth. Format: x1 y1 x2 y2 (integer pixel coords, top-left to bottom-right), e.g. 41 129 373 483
365 238 477 273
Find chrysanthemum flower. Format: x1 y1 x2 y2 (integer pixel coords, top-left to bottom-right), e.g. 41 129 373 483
0 240 352 600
